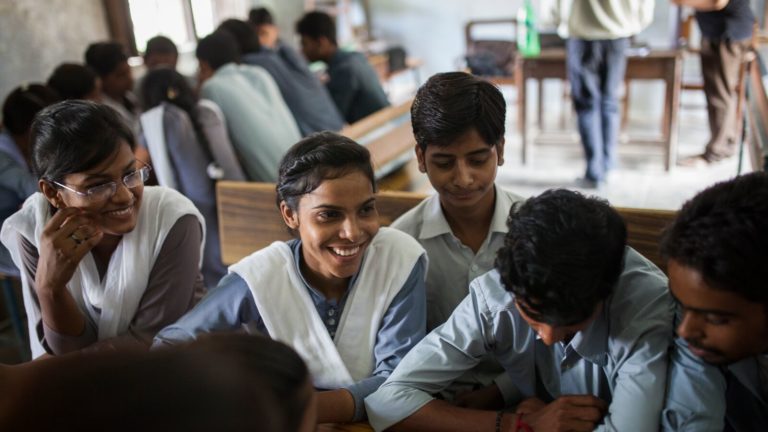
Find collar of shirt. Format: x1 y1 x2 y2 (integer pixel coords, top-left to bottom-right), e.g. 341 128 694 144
288 238 361 306
417 185 510 240
727 354 768 404
533 300 609 367
0 132 28 171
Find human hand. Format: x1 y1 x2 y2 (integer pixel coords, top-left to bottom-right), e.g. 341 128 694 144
35 207 103 293
515 397 547 415
519 395 608 432
453 383 505 410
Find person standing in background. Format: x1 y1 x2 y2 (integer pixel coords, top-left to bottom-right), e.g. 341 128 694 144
555 0 655 188
673 0 754 166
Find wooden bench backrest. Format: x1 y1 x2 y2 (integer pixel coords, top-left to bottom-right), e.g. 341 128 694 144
217 181 677 270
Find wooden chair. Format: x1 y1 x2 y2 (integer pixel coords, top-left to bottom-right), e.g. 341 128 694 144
217 181 677 270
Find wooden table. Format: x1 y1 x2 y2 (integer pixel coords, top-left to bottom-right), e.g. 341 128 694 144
515 49 683 171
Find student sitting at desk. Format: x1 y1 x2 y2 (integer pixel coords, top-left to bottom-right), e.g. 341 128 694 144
217 18 344 136
0 101 205 358
391 71 523 405
365 189 674 432
661 172 768 431
295 11 390 124
195 31 300 182
155 131 427 424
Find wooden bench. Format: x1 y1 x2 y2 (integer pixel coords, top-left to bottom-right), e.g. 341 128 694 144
217 181 677 270
340 98 415 179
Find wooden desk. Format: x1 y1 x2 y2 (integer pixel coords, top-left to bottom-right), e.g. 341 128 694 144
515 49 683 171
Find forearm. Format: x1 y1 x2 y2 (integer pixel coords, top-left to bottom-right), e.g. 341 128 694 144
317 389 356 423
390 400 508 432
671 0 729 11
37 287 86 337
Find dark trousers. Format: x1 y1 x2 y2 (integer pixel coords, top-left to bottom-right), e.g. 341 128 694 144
701 38 751 161
567 38 629 182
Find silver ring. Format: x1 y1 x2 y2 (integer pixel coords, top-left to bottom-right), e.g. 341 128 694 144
70 233 84 244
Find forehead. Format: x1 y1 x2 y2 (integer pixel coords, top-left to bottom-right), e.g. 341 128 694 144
298 170 374 208
425 128 494 157
668 259 760 315
63 141 135 183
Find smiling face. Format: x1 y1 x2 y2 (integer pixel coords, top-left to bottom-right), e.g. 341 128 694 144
416 128 503 215
42 141 143 238
280 170 379 292
668 259 768 365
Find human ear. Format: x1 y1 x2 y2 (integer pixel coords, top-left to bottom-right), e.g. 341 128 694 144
39 179 63 209
496 138 506 166
415 145 427 173
279 201 299 230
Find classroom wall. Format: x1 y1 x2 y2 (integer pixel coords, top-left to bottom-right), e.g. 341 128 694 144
0 0 109 108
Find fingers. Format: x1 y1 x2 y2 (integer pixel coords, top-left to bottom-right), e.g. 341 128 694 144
559 394 608 410
71 230 104 260
42 207 81 236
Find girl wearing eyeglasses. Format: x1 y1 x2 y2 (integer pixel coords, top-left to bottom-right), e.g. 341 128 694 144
0 100 206 359
155 132 427 424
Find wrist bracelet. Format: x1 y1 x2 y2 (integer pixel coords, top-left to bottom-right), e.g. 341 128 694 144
515 413 534 432
495 410 505 432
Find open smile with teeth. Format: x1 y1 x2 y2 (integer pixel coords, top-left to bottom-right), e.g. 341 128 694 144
331 245 361 257
105 206 133 217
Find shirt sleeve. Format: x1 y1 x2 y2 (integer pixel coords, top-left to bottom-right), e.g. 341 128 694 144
343 254 427 421
152 272 261 348
661 336 726 431
365 277 495 431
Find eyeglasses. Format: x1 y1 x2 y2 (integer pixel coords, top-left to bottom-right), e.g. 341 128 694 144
51 162 152 203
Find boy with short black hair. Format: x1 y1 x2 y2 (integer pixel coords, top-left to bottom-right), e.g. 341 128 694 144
391 71 521 405
366 189 675 431
295 11 389 123
661 172 768 431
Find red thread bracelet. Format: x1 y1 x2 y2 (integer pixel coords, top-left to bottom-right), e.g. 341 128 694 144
515 413 534 432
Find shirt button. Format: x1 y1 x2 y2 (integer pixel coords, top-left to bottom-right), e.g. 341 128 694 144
471 264 478 272
328 318 336 326
328 308 336 316
330 331 336 338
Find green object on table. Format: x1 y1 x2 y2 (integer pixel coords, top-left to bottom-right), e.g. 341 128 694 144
517 0 540 57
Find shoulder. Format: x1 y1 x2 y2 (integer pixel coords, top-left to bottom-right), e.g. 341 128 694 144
469 269 516 316
607 247 673 334
372 227 425 254
390 196 434 237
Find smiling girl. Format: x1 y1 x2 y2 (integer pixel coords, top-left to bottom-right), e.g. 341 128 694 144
154 131 427 424
0 101 206 359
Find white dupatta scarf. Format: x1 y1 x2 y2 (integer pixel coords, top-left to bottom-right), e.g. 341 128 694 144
0 186 204 358
231 227 425 389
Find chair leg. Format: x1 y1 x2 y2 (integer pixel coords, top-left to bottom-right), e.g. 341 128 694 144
2 278 27 356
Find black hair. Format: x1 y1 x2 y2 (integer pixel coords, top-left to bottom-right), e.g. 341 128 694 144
412 71 505 151
496 189 627 326
276 131 375 212
661 172 768 305
196 31 241 70
84 42 128 77
295 11 337 46
30 100 135 182
249 7 274 26
217 19 261 55
2 334 311 432
144 35 178 57
47 63 98 101
2 84 60 136
141 68 214 163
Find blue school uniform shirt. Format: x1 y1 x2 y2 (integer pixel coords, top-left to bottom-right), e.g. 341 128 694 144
154 238 426 421
326 50 390 123
662 336 768 431
242 50 344 136
365 247 674 431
